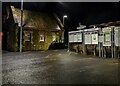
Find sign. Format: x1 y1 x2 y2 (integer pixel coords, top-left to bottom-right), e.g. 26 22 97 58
92 34 98 44
85 32 92 44
103 33 111 46
69 34 74 43
74 33 77 42
77 32 82 42
103 27 111 46
115 27 120 46
69 31 83 43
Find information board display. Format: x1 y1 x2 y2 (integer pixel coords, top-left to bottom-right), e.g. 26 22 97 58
92 33 98 44
85 32 92 44
103 27 111 46
69 34 74 43
77 32 82 42
69 31 83 43
74 33 77 42
115 27 120 46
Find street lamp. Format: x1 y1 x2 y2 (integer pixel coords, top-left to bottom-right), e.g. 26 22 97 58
62 15 67 43
20 0 23 52
63 15 67 25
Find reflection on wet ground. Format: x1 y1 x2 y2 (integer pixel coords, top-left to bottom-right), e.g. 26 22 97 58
2 49 119 84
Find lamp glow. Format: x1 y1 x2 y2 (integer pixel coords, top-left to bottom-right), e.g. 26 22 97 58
63 15 67 18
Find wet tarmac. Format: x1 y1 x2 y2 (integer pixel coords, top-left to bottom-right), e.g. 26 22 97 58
2 49 119 84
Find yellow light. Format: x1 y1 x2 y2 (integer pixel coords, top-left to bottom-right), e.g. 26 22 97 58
11 6 15 11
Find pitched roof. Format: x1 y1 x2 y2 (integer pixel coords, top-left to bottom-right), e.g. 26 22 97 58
92 21 120 27
11 6 63 31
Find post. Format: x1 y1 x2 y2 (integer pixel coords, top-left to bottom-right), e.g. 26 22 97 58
113 28 116 58
0 1 1 43
62 16 65 43
63 16 65 25
0 2 2 86
98 29 101 57
118 47 120 59
104 47 106 58
111 27 115 58
20 0 23 52
98 42 101 57
101 43 103 57
62 15 67 43
67 32 70 52
83 31 86 55
99 43 101 57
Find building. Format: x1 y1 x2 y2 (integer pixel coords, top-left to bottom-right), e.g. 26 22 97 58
3 6 64 51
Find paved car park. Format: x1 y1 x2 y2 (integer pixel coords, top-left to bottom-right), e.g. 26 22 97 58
2 49 119 84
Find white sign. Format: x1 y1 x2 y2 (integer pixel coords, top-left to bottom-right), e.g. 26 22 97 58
103 27 111 46
69 34 74 43
115 27 120 46
103 32 111 46
74 33 77 42
92 34 98 44
85 32 92 44
77 32 82 42
69 32 83 43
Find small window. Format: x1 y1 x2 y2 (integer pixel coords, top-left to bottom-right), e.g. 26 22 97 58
25 32 31 42
40 34 44 42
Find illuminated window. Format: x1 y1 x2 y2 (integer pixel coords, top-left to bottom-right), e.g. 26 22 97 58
25 32 31 42
40 34 44 42
52 33 56 42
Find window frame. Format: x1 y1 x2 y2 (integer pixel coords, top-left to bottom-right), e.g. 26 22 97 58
39 34 45 42
24 31 32 42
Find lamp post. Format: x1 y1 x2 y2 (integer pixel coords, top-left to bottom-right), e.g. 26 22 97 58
63 15 67 25
62 15 67 43
20 0 23 52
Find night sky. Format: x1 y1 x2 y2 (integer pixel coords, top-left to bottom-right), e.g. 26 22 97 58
3 2 120 31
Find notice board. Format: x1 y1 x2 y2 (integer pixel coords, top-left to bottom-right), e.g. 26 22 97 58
85 32 92 44
77 32 82 42
69 33 74 43
92 33 98 44
115 27 120 46
74 33 77 42
103 27 111 46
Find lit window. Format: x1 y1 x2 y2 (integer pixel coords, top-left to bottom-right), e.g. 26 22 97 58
25 32 31 42
52 33 56 42
40 34 44 42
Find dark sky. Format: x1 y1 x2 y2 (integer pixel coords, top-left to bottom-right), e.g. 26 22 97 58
3 2 120 30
